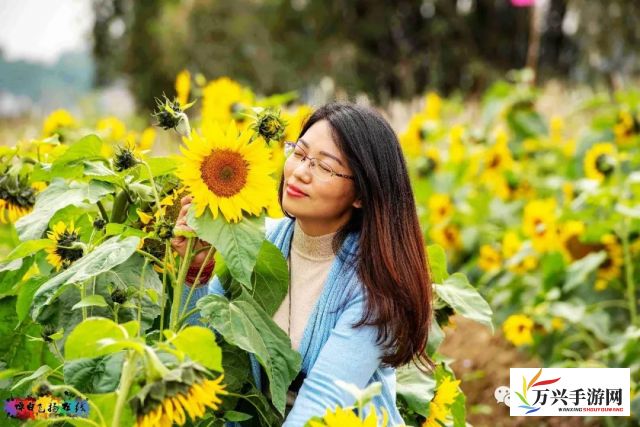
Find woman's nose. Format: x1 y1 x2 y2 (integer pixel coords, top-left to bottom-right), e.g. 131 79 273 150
292 158 313 182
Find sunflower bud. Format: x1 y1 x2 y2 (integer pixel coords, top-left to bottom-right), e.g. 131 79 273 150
93 217 107 230
153 95 193 138
114 145 139 172
41 324 57 343
155 220 174 240
0 174 37 224
110 288 128 305
251 108 287 145
34 382 52 397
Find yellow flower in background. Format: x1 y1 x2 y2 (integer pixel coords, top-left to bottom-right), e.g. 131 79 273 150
424 146 441 171
448 124 466 163
523 198 558 253
594 234 624 291
428 194 454 225
478 244 502 272
613 110 639 147
482 128 513 176
423 92 442 122
551 317 565 331
309 405 388 427
584 143 616 182
400 112 428 158
46 221 84 271
138 127 157 151
177 121 276 222
202 77 254 126
429 224 461 251
42 109 77 137
97 116 127 141
549 115 564 144
135 376 226 427
175 69 191 107
502 231 522 259
283 104 313 142
422 376 461 427
558 220 587 262
502 314 534 346
0 176 41 224
562 181 575 206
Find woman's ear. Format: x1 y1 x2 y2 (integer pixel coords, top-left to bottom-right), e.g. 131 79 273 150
352 199 362 209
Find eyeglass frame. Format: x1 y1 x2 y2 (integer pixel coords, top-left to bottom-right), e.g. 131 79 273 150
284 141 355 181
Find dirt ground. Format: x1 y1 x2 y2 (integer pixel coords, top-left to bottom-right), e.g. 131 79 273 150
439 316 603 427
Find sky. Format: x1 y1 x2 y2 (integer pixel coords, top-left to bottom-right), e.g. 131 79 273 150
0 0 94 64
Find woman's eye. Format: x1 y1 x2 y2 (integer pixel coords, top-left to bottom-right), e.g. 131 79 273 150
293 151 304 158
318 163 332 173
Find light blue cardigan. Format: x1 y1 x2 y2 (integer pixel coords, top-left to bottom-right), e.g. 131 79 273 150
182 217 404 426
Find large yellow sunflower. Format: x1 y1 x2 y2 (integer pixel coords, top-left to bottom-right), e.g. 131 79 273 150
177 122 276 222
134 372 226 427
309 405 388 427
422 375 461 427
46 221 84 271
201 77 254 127
584 143 617 182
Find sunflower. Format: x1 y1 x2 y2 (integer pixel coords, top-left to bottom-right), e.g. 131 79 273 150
584 143 617 182
478 244 501 272
0 175 38 224
429 224 461 251
42 109 77 138
250 108 287 145
132 364 226 427
423 92 442 122
283 105 313 142
613 110 639 147
97 116 127 141
46 221 84 271
522 198 558 253
502 231 538 275
502 314 534 347
177 121 276 222
558 220 589 262
481 128 513 177
175 69 191 107
201 77 254 127
428 194 454 225
416 147 440 177
399 112 429 158
448 124 465 164
308 405 388 427
422 376 461 427
594 233 624 291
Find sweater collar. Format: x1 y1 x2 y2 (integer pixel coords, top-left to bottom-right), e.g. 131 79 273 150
291 220 337 260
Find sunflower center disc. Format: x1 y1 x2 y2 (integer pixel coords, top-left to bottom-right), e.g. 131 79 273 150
200 149 249 197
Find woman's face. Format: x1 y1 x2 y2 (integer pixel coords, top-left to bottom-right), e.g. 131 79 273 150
282 119 361 234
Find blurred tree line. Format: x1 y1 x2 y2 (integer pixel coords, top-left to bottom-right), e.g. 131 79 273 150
92 0 640 109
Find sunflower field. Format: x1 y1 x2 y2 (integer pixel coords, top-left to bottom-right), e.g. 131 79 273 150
0 69 638 427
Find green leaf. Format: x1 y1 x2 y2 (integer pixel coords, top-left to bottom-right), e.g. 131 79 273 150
426 318 445 356
435 273 493 332
197 293 301 415
83 160 123 185
451 386 467 427
427 244 449 284
72 294 108 310
105 223 148 238
11 365 52 390
1 239 52 263
53 134 103 166
65 318 129 360
64 353 124 393
168 326 223 372
16 276 47 322
251 240 289 316
187 208 265 287
563 251 607 292
137 156 178 180
86 391 134 427
396 363 436 418
224 411 253 422
31 236 140 320
16 178 113 241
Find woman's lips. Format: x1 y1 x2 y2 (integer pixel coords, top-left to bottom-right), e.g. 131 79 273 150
286 184 308 198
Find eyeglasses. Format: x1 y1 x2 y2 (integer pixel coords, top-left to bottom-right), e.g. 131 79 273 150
284 141 355 182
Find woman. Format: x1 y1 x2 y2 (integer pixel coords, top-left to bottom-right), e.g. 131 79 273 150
172 102 434 426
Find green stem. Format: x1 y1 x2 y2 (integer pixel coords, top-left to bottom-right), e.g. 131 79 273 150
170 237 195 331
159 241 170 343
110 189 131 224
142 160 162 215
50 384 107 427
180 246 216 319
96 200 109 222
135 249 165 266
621 218 638 326
51 340 64 361
137 259 149 335
111 350 138 427
80 282 87 320
176 308 200 329
114 304 119 324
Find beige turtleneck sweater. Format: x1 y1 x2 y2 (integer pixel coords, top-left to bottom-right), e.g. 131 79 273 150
272 220 337 351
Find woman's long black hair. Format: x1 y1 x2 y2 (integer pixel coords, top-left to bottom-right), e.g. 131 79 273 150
277 102 434 370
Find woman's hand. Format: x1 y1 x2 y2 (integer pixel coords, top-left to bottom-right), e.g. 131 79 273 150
171 196 212 270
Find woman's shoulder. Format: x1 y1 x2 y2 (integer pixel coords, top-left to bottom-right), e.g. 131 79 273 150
265 216 293 240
